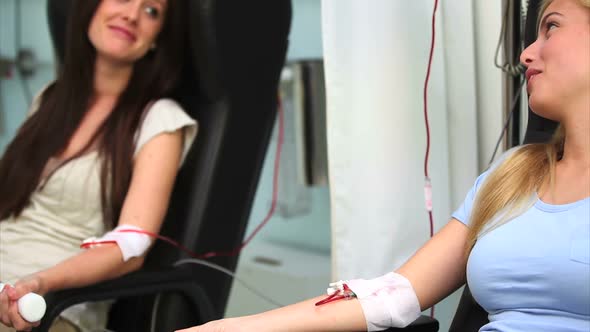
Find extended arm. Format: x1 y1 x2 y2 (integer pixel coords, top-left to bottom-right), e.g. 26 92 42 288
0 130 183 330
178 219 469 332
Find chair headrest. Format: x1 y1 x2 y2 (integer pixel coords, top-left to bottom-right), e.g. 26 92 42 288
524 0 541 47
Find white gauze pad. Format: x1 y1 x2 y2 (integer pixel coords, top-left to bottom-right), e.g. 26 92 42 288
346 272 421 331
83 225 152 261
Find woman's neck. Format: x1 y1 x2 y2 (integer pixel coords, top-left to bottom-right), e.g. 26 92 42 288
561 90 590 164
561 112 590 169
93 56 133 98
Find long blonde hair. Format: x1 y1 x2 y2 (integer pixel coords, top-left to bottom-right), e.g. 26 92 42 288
466 0 590 252
466 127 564 252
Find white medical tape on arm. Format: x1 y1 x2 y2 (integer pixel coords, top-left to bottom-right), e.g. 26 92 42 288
83 225 152 261
346 272 421 331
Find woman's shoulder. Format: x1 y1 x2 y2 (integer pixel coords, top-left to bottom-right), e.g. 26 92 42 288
143 98 196 125
148 98 184 111
473 146 529 189
134 98 198 163
489 145 524 168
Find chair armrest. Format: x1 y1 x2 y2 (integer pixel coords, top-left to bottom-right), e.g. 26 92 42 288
32 266 216 332
378 315 439 332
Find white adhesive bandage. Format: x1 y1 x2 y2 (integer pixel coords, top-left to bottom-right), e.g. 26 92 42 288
346 272 421 331
82 225 152 261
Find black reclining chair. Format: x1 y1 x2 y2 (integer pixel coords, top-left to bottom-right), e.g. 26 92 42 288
35 0 292 331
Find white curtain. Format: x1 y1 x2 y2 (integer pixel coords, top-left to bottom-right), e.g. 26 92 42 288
322 0 454 281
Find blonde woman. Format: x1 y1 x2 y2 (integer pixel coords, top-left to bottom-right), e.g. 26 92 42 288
181 0 589 331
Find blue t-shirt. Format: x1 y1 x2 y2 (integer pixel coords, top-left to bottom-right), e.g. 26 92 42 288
453 164 590 332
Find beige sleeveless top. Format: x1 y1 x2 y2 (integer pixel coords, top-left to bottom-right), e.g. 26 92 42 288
0 98 197 330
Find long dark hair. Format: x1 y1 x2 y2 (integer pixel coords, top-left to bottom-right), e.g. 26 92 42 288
0 0 185 229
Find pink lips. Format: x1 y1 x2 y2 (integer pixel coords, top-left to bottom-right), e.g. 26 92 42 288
108 25 137 42
525 68 542 92
525 68 542 82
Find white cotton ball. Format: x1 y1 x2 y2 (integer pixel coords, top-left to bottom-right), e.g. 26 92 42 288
17 293 47 323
